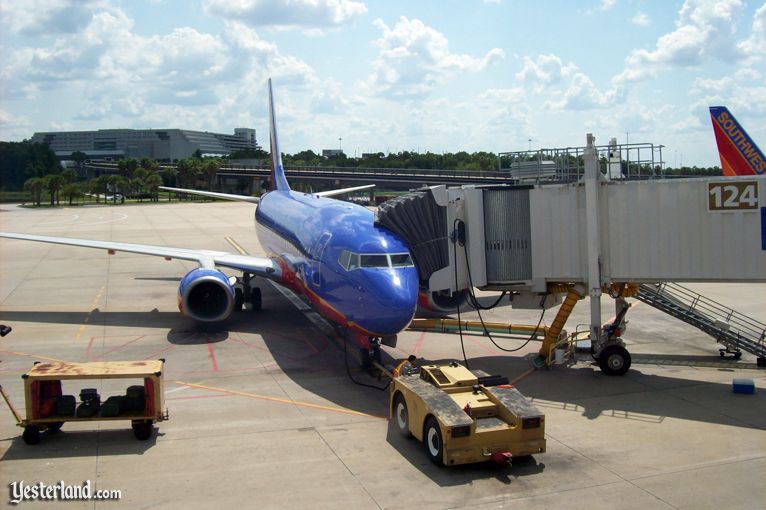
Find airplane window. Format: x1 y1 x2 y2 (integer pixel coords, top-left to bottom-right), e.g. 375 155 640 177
361 254 389 268
390 253 414 267
348 253 360 270
339 250 351 269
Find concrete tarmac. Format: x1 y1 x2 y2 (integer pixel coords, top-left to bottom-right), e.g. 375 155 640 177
1 201 764 509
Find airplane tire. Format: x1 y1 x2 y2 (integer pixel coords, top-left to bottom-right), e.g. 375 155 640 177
598 345 631 376
424 417 444 466
393 394 411 437
251 288 262 312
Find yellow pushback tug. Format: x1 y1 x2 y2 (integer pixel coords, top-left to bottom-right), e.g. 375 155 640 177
389 362 545 466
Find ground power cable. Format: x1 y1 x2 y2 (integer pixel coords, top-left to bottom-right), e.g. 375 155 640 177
455 220 547 354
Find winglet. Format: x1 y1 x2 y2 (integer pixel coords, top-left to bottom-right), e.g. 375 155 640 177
268 78 290 191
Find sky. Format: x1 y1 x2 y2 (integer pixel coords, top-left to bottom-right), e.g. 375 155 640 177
1 0 765 168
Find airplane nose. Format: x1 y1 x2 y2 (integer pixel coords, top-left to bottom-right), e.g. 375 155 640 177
361 268 419 335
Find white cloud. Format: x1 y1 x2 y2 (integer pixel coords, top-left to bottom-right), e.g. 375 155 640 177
613 0 746 84
0 0 106 36
600 0 616 11
630 12 650 26
203 0 367 30
516 54 621 110
738 3 766 62
364 17 504 99
690 76 766 116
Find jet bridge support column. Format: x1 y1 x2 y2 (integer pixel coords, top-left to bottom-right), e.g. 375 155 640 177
584 134 604 351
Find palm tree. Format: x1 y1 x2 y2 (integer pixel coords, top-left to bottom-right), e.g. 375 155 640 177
24 177 44 206
145 173 163 202
204 159 220 190
43 174 65 206
61 183 83 206
114 175 130 203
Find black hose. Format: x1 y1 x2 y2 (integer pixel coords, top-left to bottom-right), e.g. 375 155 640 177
462 239 546 352
343 331 390 391
453 219 470 369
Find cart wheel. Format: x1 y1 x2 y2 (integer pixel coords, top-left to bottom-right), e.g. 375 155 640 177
598 345 632 376
48 422 64 433
423 417 444 466
22 425 40 445
734 351 742 360
132 420 154 440
392 394 411 437
251 287 262 311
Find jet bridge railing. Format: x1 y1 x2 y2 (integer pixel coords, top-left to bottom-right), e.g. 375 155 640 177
637 282 766 358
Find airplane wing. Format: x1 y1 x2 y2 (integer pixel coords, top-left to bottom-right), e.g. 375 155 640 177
160 186 260 203
315 184 375 198
0 232 281 278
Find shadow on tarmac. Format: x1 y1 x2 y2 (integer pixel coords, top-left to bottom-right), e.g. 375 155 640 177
2 428 162 461
383 424 545 487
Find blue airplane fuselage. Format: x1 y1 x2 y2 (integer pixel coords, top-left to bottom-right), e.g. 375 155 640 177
255 190 419 339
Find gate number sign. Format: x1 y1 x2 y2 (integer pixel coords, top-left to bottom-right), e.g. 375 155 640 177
707 181 759 211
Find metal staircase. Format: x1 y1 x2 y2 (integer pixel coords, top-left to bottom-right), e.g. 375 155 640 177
635 283 766 359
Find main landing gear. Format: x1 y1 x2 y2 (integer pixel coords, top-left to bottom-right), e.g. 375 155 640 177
234 272 262 312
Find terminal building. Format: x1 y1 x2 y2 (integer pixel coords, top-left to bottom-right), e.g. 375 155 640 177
30 127 258 161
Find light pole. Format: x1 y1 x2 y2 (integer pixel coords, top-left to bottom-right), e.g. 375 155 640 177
528 138 532 151
338 137 342 152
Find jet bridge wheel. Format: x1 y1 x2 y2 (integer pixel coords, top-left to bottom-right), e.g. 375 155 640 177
598 345 632 376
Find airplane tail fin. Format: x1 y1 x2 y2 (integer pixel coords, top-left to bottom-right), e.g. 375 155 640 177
709 106 766 176
268 78 290 191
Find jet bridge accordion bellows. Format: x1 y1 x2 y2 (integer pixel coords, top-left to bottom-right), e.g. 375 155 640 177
375 190 449 283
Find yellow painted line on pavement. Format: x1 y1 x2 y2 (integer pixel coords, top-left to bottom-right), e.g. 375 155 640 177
172 380 385 420
224 236 247 255
0 349 69 364
75 285 105 342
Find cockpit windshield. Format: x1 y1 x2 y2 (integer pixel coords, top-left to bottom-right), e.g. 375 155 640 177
339 250 414 271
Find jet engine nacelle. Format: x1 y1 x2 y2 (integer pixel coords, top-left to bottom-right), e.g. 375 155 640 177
418 289 469 313
178 268 235 322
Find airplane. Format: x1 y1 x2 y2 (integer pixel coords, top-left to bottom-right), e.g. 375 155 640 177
0 79 420 366
709 106 766 176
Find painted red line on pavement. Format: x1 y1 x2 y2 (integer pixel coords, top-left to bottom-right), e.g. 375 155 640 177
85 337 96 361
98 335 147 358
412 331 427 356
469 335 501 356
142 343 177 361
206 339 219 372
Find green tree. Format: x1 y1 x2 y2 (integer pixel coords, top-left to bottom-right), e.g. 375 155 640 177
70 151 87 177
61 168 77 184
61 182 83 206
145 172 163 202
43 174 65 206
204 158 220 190
24 177 44 206
176 158 200 189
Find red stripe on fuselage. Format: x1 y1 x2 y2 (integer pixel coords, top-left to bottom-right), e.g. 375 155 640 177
274 256 381 341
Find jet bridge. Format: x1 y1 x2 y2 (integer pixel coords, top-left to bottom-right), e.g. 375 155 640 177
376 134 766 373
